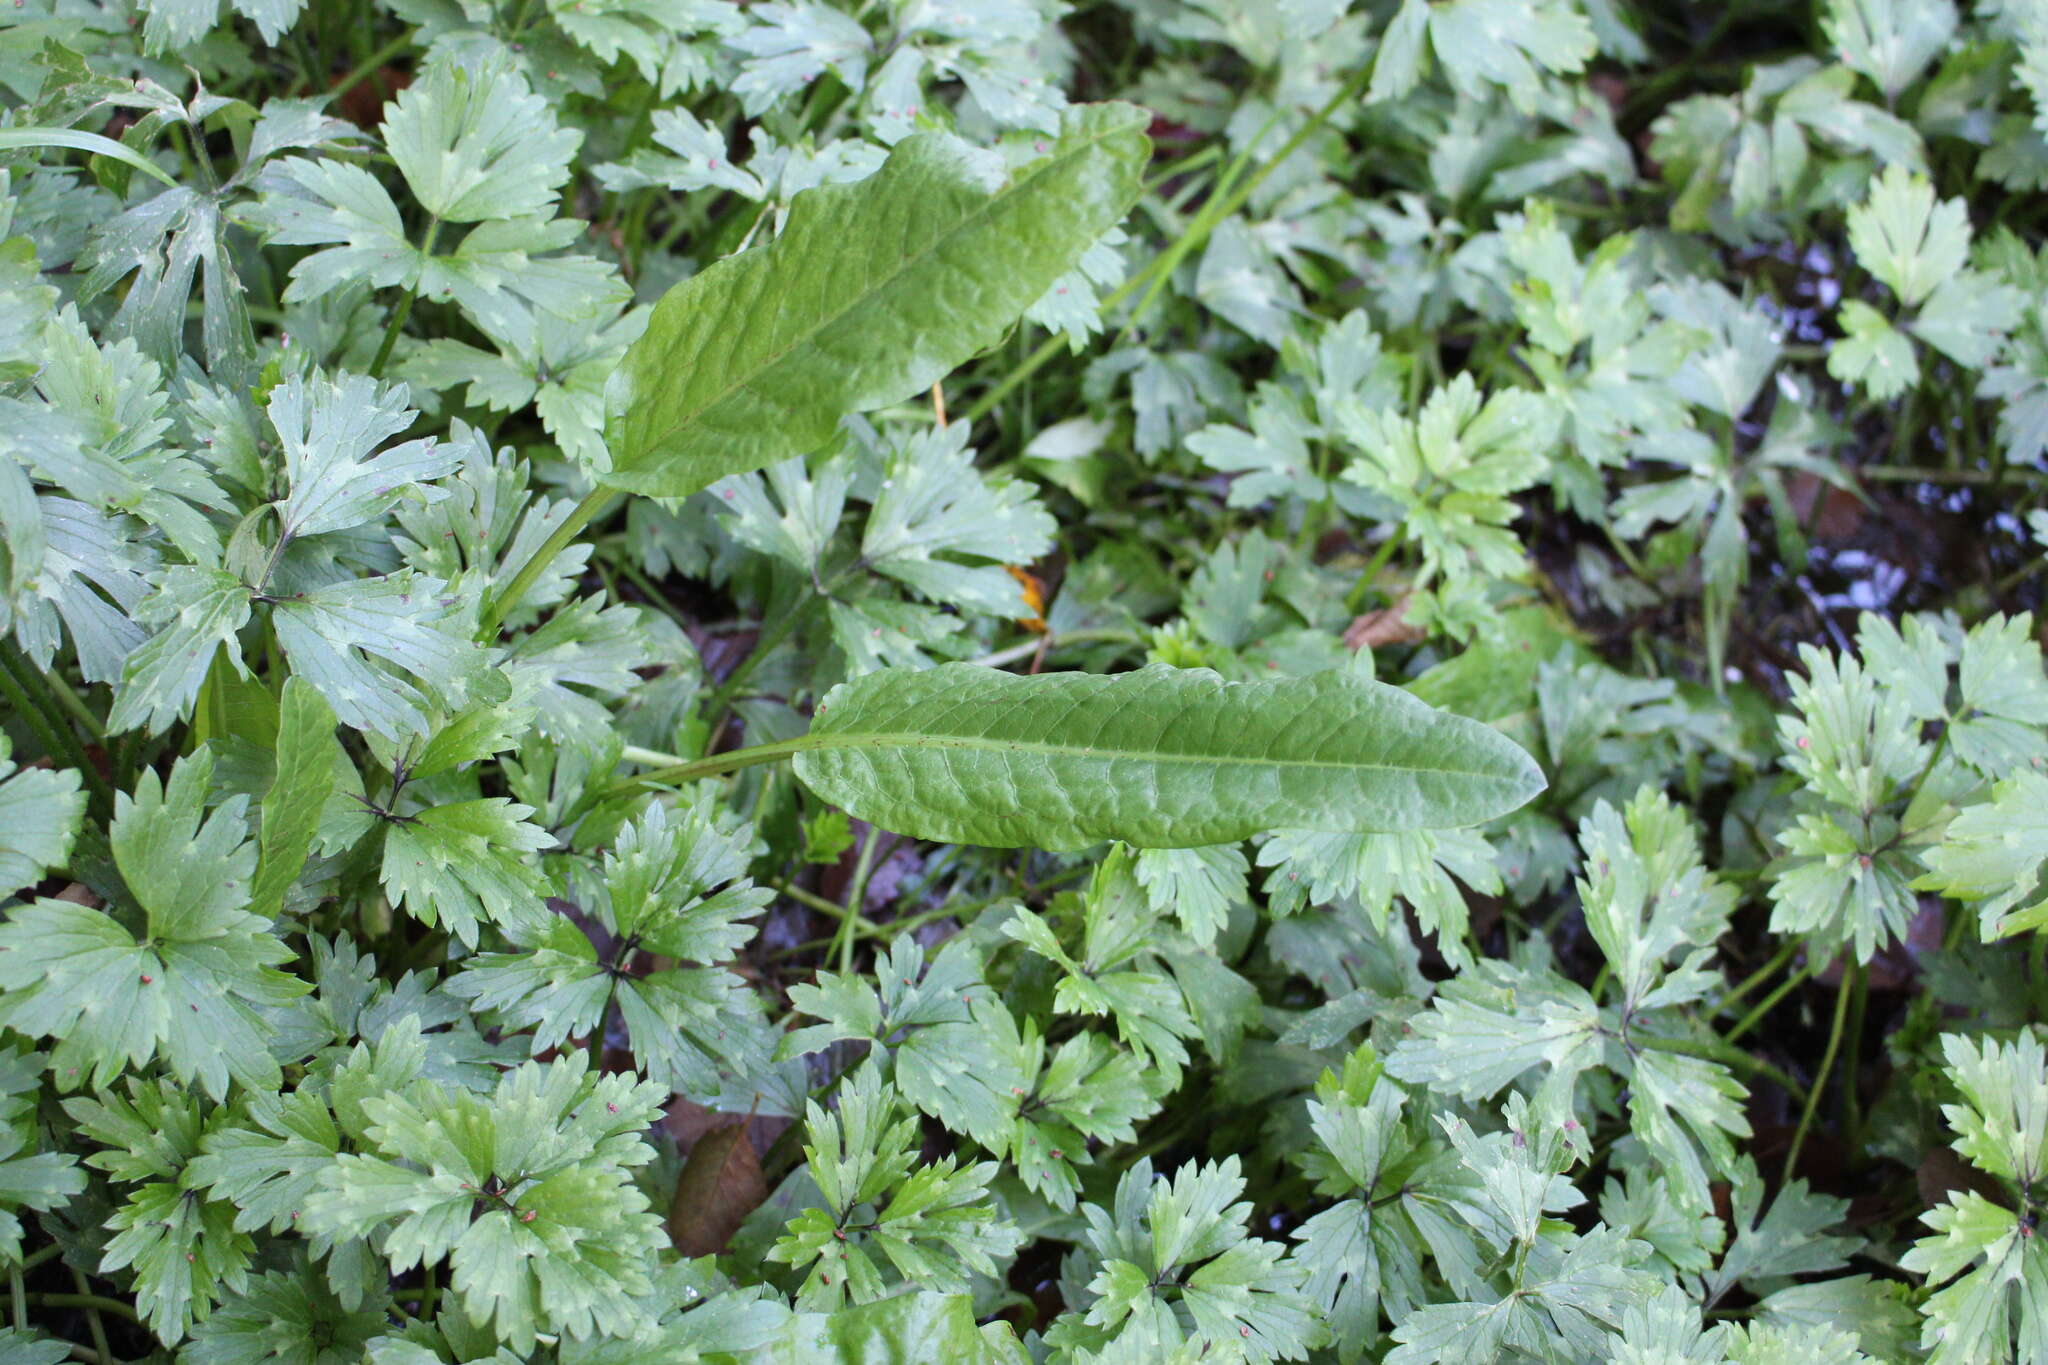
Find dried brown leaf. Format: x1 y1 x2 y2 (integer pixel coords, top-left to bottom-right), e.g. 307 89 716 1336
1344 600 1425 651
667 1120 767 1258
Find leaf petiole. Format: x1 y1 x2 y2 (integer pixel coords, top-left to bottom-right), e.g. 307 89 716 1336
368 216 442 379
478 485 621 638
965 59 1376 426
608 736 814 796
0 640 113 818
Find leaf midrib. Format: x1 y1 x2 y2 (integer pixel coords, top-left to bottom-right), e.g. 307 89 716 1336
799 729 1521 782
626 112 1137 463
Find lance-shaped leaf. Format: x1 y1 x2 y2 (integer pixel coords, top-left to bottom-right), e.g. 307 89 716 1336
602 102 1149 496
249 679 342 921
789 663 1546 850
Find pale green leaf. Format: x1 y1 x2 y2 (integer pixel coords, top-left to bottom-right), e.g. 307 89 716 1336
1823 0 1956 100
1827 299 1918 400
1919 771 2048 939
108 566 252 736
1704 1159 1853 1304
1914 271 2023 368
381 56 579 224
182 1265 390 1365
380 797 553 947
271 573 485 741
0 734 83 900
761 1292 1025 1365
1848 164 1969 308
1133 844 1248 946
1385 962 1599 1101
0 1330 66 1365
858 423 1055 615
269 373 458 542
0 128 178 189
0 757 303 1098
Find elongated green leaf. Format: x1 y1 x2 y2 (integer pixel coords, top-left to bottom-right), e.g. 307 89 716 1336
601 103 1149 496
249 678 339 921
0 128 180 188
790 664 1546 850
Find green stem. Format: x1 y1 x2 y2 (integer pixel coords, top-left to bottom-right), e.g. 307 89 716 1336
1616 7 1745 128
1714 940 1799 1020
1783 969 1853 1180
40 666 104 742
607 736 813 797
609 555 693 630
1993 555 2041 599
1602 523 1650 580
505 0 544 41
1889 387 1922 469
1143 143 1221 192
22 1294 139 1323
964 58 1374 426
1118 100 1290 332
774 860 1096 957
72 1267 114 1365
702 588 820 730
1724 954 1822 1045
1841 963 1869 1162
18 1245 60 1274
368 216 441 379
863 900 971 940
1857 463 2044 486
9 1270 21 1333
109 726 150 799
588 977 617 1073
0 654 73 775
780 883 852 920
331 29 416 101
0 641 113 817
173 117 219 195
963 332 1067 428
478 487 620 639
832 828 884 975
1343 528 1407 613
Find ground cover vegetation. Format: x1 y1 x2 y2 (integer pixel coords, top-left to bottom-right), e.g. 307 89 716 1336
1 0 2047 1359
